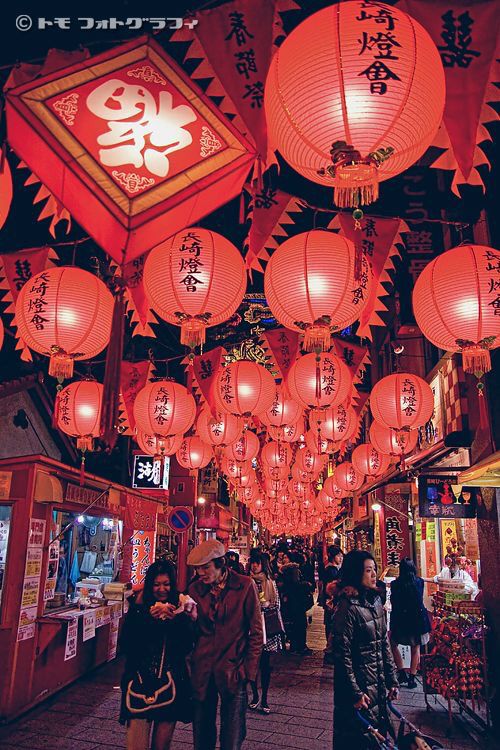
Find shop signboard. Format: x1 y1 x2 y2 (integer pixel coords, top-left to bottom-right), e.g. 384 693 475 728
44 542 60 601
17 518 45 641
419 476 477 518
373 510 383 572
82 610 96 642
0 471 12 499
383 489 411 568
426 520 436 542
65 483 111 510
463 519 480 560
108 620 119 661
132 455 170 491
64 618 78 661
229 535 248 550
125 495 158 531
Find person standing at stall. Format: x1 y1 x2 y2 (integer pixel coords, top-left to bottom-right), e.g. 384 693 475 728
119 560 194 750
187 539 263 750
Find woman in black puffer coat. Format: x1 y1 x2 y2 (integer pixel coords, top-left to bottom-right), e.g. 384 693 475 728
332 551 399 750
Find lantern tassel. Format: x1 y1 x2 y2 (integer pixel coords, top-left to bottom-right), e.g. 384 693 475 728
79 451 86 486
99 288 125 448
304 324 331 353
51 385 62 429
462 345 492 379
77 435 94 452
333 180 379 209
49 348 74 380
477 381 490 432
180 318 206 350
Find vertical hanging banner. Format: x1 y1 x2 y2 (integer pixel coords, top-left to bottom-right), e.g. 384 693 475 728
331 337 370 395
118 361 153 435
0 246 58 360
329 214 408 340
400 0 499 194
244 188 304 272
259 328 299 383
183 346 227 412
171 0 299 169
119 254 156 338
383 488 411 568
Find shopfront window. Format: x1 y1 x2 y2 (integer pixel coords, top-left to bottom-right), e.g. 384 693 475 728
0 506 12 612
45 511 122 611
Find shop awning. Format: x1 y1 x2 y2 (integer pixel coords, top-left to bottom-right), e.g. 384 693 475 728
34 471 63 503
457 450 500 487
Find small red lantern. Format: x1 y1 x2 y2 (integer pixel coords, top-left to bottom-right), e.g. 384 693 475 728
239 483 260 503
413 245 500 378
304 429 333 456
287 352 351 409
144 228 246 349
260 385 303 427
369 422 418 458
334 461 364 492
309 402 357 443
221 456 251 480
261 441 292 469
234 470 257 489
295 447 326 476
292 464 313 483
57 379 103 450
351 443 391 478
264 230 372 351
268 417 305 443
133 379 196 437
136 431 183 457
214 360 276 417
176 436 213 470
317 489 340 514
323 475 349 500
16 267 113 380
224 430 260 463
196 406 242 447
370 373 434 430
264 2 445 207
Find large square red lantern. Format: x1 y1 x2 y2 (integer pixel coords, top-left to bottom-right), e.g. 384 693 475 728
5 37 255 264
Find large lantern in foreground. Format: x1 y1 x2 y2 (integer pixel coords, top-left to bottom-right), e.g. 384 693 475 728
369 422 418 458
370 373 434 431
265 230 372 350
57 380 103 450
16 267 113 379
144 228 246 348
133 380 196 438
413 245 500 377
352 444 391 478
287 352 351 409
264 2 445 207
224 431 260 463
214 361 276 417
310 403 358 443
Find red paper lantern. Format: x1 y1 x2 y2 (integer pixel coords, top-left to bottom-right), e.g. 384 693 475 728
176 436 213 470
352 443 391 478
136 431 183 457
224 430 260 463
262 464 289 481
144 228 246 348
16 267 113 379
304 429 333 456
264 2 445 207
323 475 348 500
240 484 260 503
234 471 257 490
287 352 351 409
196 406 242 447
0 317 4 351
261 441 292 469
214 361 276 417
222 457 251 480
5 38 255 265
57 380 103 450
288 479 313 500
310 402 358 443
260 385 303 427
264 230 372 351
317 489 340 514
292 464 313 483
335 461 364 492
295 447 326 476
268 418 305 443
413 245 500 377
370 373 434 430
369 422 418 457
133 380 196 437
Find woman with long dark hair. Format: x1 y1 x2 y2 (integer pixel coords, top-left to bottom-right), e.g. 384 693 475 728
390 558 431 689
332 550 399 749
248 551 282 713
119 560 194 750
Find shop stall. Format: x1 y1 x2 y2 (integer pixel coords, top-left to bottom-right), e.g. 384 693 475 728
0 454 162 722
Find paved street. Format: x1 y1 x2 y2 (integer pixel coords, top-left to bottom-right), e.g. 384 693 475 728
0 606 497 749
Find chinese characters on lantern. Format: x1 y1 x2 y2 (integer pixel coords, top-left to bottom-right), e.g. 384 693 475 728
356 2 401 95
401 377 417 418
27 271 50 331
484 248 500 316
178 231 204 292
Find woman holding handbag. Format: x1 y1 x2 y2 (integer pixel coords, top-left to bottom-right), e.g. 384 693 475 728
248 552 283 714
119 560 195 749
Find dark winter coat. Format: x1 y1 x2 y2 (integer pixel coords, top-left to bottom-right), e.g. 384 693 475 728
119 593 194 724
390 576 431 644
332 587 398 749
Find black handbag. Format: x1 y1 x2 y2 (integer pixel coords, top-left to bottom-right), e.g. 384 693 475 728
126 637 176 715
262 605 285 642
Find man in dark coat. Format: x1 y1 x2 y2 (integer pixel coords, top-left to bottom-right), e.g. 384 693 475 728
187 539 263 750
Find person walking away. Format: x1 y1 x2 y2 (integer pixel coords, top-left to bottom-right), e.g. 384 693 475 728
280 563 313 654
248 552 283 713
119 560 194 750
389 558 431 689
332 550 399 750
187 540 263 750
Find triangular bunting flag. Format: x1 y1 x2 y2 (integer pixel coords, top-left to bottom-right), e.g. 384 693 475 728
18 162 71 237
245 187 304 272
118 361 153 436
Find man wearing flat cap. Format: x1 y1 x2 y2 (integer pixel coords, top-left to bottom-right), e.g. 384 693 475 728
187 539 263 750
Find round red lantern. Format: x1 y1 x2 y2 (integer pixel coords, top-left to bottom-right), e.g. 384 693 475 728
370 373 434 430
260 385 303 427
240 483 260 503
287 352 351 409
291 464 312 483
295 447 326 476
222 456 252 480
304 429 333 455
334 461 364 492
0 317 4 352
234 470 257 489
57 380 103 450
144 228 246 349
268 417 305 443
352 443 391 477
264 1 445 207
323 475 349 500
196 406 242 447
262 464 289 481
264 230 372 350
16 267 114 379
413 245 500 377
136 432 183 457
317 489 340 514
133 380 196 438
224 430 260 462
369 422 418 457
214 361 276 417
261 441 292 469
176 436 213 470
310 402 358 443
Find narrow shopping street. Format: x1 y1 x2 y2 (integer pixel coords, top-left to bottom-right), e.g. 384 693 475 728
0 606 497 750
